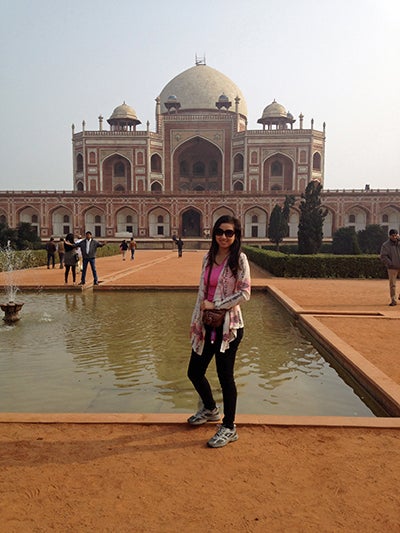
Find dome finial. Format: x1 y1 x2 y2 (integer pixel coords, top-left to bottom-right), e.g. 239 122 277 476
195 53 206 66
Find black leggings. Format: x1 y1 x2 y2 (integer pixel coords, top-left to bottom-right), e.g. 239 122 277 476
187 327 244 429
64 265 76 283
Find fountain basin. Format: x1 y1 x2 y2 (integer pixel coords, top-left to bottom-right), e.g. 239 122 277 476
0 291 386 416
1 302 24 322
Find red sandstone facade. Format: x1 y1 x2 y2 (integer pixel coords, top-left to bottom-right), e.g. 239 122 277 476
0 62 399 241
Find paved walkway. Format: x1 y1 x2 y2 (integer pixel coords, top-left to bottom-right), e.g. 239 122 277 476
1 249 400 420
0 249 271 289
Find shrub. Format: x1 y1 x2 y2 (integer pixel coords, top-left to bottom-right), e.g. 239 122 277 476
243 246 386 278
332 227 361 255
357 224 387 254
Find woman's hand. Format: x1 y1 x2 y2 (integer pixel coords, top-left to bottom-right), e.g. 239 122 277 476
201 299 215 311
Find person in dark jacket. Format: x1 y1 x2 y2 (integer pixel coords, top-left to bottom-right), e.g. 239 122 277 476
380 228 400 306
45 237 57 269
176 237 184 258
75 231 105 285
119 239 128 260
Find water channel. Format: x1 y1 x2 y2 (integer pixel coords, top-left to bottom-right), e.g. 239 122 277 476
0 291 385 416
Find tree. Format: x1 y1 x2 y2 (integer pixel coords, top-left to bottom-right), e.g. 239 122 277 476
298 179 327 254
282 194 296 233
357 224 387 254
268 204 284 251
0 222 17 248
15 222 42 250
0 221 42 250
268 195 296 250
332 227 361 255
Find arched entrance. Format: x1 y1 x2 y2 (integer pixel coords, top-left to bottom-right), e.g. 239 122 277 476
148 208 170 237
173 137 222 191
263 153 294 191
182 209 201 237
244 207 267 238
102 154 132 192
52 207 73 237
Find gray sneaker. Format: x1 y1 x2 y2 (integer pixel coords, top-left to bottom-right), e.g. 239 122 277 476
187 406 220 425
207 424 238 448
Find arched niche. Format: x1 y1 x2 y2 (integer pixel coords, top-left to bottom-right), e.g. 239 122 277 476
173 136 222 191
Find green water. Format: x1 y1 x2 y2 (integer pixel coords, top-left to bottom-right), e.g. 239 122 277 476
0 291 384 416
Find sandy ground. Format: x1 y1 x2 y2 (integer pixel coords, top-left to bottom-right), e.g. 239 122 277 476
1 423 400 532
1 250 400 532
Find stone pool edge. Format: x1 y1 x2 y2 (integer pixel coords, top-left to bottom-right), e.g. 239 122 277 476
267 285 400 418
0 413 399 428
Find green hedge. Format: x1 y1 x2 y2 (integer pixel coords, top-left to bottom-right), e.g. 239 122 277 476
96 244 120 258
243 246 387 278
261 244 299 254
261 242 333 254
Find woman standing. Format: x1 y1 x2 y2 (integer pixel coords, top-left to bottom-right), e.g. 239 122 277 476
64 233 78 284
187 215 251 448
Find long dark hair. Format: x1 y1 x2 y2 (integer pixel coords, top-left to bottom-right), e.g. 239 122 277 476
207 215 242 275
65 233 75 246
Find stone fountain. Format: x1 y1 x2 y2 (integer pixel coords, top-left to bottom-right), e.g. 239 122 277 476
1 301 24 322
0 241 25 323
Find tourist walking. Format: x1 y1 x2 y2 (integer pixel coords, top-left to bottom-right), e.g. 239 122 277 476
64 233 78 284
120 239 128 260
76 231 105 285
176 237 184 257
45 237 57 269
57 238 65 269
129 237 137 260
187 215 251 448
380 228 400 306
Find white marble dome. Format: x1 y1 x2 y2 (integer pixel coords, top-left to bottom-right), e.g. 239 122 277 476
159 64 247 116
108 102 139 121
260 100 288 119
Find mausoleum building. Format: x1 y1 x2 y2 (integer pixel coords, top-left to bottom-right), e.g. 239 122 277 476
0 60 399 241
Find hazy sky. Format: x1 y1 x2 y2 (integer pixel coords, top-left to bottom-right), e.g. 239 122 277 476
0 0 399 191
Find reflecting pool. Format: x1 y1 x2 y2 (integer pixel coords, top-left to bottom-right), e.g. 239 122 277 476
0 291 384 416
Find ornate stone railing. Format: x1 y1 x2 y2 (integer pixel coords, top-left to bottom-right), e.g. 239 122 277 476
1 188 400 195
74 130 160 138
235 129 321 136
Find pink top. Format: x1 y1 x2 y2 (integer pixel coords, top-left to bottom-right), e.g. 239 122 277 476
204 261 226 301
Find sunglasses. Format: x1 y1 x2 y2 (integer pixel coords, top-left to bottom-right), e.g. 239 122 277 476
215 228 235 238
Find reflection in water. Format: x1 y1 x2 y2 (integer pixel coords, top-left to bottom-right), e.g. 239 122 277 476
0 291 384 416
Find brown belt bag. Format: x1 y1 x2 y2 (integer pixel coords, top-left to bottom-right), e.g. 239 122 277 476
202 308 226 328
